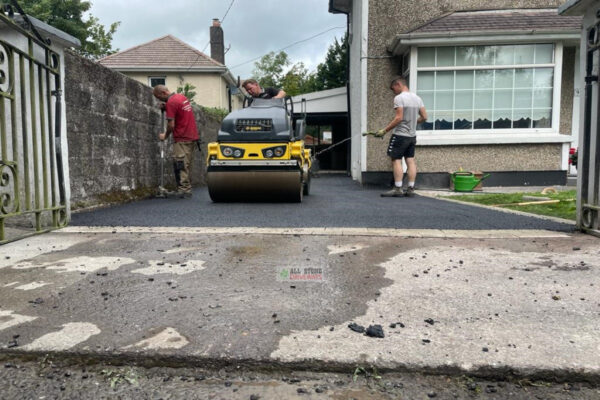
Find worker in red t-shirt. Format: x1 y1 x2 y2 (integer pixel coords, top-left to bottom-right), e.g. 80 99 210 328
153 85 199 198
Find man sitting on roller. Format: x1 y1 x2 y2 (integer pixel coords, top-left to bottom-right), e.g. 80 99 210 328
242 79 286 100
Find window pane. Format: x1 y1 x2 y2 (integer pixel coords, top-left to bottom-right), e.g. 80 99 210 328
495 45 514 65
473 109 492 129
533 88 553 108
456 46 476 66
514 89 533 109
455 90 473 110
436 71 454 90
434 111 453 130
532 109 552 128
418 91 434 110
149 77 165 87
456 70 474 89
535 44 554 64
495 69 514 89
513 109 532 128
454 111 473 129
474 90 493 109
418 48 435 67
514 45 535 64
417 72 435 90
534 68 553 87
494 89 512 109
437 47 455 67
475 70 493 89
515 68 534 88
493 109 512 128
475 45 495 66
435 91 454 110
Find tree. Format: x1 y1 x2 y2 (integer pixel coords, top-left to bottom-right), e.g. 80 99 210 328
19 0 120 59
252 51 290 89
279 62 315 97
176 83 197 105
312 34 348 91
252 51 317 96
250 34 348 97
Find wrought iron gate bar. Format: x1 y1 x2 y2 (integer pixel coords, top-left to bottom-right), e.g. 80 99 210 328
0 3 67 244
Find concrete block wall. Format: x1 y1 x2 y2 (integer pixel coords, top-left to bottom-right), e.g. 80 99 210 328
64 50 220 208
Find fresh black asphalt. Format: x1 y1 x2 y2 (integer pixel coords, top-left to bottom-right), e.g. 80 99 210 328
71 175 574 231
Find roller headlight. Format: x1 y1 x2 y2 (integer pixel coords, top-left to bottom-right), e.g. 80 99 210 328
262 146 286 158
221 146 244 158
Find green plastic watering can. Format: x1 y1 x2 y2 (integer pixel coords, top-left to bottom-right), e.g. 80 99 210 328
451 171 491 192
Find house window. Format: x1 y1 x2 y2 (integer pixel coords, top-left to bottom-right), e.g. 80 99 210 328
415 44 555 131
148 77 166 87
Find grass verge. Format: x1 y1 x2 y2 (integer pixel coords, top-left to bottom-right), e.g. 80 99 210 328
442 190 576 221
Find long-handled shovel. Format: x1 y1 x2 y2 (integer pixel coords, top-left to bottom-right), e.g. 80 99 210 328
156 110 170 198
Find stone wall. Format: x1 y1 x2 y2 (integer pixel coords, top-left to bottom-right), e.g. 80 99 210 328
64 50 220 208
366 0 570 172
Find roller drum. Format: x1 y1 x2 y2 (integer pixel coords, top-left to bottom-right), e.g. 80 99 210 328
207 170 303 202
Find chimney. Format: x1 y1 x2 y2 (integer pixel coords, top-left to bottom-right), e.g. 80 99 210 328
210 18 224 64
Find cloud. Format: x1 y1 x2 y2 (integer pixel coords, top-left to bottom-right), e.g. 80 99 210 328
90 0 347 78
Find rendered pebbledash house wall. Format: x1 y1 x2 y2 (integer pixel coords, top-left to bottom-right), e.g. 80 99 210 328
330 0 582 187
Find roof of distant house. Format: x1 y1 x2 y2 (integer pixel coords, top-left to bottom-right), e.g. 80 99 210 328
408 9 582 34
98 34 224 70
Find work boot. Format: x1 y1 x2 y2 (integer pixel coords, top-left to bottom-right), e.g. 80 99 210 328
176 191 192 199
405 186 415 197
380 187 404 197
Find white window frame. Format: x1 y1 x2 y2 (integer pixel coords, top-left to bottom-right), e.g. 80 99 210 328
409 42 570 146
148 76 166 87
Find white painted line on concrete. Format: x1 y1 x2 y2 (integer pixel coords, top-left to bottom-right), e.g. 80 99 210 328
22 322 101 351
162 247 200 254
13 256 136 274
0 310 37 331
14 281 50 291
0 235 91 270
327 244 369 255
123 327 189 350
60 226 571 239
130 260 205 276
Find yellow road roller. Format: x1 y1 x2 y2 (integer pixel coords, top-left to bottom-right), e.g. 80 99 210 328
206 97 311 202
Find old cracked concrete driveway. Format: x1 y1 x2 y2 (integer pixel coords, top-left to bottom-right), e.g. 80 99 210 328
1 225 599 382
1 176 598 386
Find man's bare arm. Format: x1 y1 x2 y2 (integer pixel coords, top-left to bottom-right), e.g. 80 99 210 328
417 106 427 124
384 107 404 132
274 89 287 99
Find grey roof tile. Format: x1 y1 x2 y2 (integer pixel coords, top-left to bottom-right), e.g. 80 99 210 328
98 35 222 69
409 9 582 34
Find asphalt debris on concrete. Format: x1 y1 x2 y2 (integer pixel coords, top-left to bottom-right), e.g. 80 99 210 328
1 228 599 398
0 360 599 399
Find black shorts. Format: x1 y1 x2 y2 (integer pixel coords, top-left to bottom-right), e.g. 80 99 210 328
387 135 416 160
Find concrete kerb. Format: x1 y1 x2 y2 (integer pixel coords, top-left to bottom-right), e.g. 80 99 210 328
58 226 571 239
1 349 599 385
416 190 577 227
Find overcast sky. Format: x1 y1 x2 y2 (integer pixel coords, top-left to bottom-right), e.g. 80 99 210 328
89 0 347 78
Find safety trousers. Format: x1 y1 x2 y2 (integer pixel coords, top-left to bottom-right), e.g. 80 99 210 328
172 141 196 193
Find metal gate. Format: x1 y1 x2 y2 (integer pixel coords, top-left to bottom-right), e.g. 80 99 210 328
578 15 600 237
0 3 67 244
